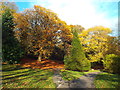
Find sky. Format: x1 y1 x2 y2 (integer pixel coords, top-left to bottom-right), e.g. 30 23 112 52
9 0 119 36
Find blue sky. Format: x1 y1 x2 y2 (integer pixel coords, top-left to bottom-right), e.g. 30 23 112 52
12 0 119 36
15 2 31 11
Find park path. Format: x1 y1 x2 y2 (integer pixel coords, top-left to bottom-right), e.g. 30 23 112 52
53 69 101 88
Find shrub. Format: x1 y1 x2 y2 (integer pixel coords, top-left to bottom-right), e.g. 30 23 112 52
2 43 25 64
102 54 120 74
64 28 91 71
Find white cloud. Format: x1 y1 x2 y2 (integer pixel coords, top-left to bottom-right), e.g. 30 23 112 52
30 0 118 30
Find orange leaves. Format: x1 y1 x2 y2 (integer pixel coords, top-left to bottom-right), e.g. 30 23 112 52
13 5 72 59
13 13 20 19
20 58 64 69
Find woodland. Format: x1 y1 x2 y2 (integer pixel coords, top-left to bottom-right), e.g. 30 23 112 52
1 1 120 88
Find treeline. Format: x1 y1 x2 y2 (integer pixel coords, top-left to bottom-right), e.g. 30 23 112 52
2 2 120 74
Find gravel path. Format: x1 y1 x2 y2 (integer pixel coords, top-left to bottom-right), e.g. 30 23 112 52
53 69 101 88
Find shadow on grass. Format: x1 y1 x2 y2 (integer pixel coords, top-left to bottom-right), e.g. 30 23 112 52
2 69 32 77
84 73 98 78
2 65 53 87
2 64 29 72
2 72 50 85
60 70 85 81
3 69 48 79
95 73 120 88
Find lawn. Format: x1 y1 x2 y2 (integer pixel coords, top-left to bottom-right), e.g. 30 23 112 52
94 72 120 88
2 64 56 88
2 64 120 89
60 69 100 81
2 64 100 88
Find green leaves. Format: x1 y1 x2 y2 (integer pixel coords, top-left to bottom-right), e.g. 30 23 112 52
103 54 120 74
64 28 91 71
2 4 24 64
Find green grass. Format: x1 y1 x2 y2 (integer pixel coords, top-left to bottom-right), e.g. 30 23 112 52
94 72 120 88
3 64 119 88
60 69 100 81
2 64 56 88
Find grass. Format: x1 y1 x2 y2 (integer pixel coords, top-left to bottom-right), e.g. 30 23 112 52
94 72 120 88
2 64 56 88
2 64 119 89
60 69 100 81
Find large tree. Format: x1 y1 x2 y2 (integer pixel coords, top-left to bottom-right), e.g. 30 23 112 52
64 28 91 71
13 5 72 61
79 26 112 62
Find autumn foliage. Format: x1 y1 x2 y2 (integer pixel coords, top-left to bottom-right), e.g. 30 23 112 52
13 5 72 61
79 26 112 62
2 2 120 74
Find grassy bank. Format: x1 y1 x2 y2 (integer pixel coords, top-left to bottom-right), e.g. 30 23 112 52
94 72 120 88
2 64 56 88
60 69 100 81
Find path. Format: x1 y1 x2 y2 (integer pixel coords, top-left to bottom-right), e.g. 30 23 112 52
53 69 101 88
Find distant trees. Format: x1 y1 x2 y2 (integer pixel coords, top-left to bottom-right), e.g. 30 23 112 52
64 28 91 71
79 26 112 62
106 36 120 56
13 5 72 61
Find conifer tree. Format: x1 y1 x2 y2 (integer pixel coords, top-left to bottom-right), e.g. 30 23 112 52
2 4 24 64
64 28 91 71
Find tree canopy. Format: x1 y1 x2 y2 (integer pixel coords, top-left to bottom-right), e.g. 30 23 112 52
79 26 112 62
13 5 72 61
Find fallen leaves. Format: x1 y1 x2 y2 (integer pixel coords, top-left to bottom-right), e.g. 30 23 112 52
20 58 64 70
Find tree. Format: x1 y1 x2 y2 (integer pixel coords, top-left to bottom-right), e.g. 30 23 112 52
69 25 84 34
79 26 112 62
0 1 18 15
64 28 91 71
106 36 120 56
2 2 24 64
13 5 72 61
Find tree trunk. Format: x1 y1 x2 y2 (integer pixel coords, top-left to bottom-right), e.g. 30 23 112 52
38 54 41 61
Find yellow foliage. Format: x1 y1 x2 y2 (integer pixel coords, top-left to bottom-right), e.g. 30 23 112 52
79 26 112 62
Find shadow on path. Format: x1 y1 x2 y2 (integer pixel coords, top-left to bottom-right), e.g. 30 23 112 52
53 69 101 88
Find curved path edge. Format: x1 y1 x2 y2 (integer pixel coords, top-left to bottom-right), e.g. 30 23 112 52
53 69 102 88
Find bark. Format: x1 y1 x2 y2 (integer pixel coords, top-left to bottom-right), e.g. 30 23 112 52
38 54 41 61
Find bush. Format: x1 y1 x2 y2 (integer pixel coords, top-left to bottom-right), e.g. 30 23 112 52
102 54 120 74
2 42 25 64
64 28 91 71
